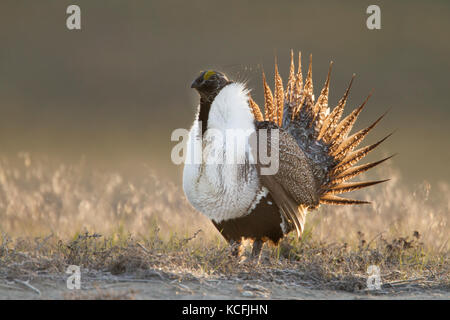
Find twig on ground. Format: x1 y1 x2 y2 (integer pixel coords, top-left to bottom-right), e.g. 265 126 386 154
14 279 41 295
137 242 150 254
384 277 426 286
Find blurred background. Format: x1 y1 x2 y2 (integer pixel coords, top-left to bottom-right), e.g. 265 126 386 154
0 0 449 185
0 1 448 241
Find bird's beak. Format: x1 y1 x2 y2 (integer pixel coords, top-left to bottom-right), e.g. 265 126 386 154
191 78 202 89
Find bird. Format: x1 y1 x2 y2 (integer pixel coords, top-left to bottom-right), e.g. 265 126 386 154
183 51 393 261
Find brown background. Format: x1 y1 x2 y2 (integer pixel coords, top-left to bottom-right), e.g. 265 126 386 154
0 0 449 186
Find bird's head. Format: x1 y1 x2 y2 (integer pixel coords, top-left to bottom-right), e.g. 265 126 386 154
191 70 231 101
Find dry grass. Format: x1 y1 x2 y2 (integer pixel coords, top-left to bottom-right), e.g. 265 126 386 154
0 228 448 295
0 153 216 240
0 153 448 296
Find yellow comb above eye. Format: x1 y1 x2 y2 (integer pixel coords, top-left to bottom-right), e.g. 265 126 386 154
203 70 216 80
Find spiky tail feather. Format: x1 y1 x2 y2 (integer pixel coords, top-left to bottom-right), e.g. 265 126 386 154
248 50 393 205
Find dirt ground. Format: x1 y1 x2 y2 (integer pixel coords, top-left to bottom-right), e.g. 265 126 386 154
1 269 448 300
0 230 448 300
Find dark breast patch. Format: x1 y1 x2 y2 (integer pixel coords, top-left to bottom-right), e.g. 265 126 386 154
212 192 286 245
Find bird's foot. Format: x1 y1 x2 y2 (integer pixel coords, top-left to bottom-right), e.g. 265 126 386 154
239 239 263 266
229 240 244 259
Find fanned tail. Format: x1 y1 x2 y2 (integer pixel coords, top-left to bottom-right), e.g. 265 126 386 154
248 50 393 206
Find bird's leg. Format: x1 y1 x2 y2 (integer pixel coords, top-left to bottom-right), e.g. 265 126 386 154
229 239 244 258
250 239 263 263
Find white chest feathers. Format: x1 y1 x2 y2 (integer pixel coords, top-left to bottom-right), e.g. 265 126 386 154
182 83 263 223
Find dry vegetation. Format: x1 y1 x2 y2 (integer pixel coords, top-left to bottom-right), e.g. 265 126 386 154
0 153 448 298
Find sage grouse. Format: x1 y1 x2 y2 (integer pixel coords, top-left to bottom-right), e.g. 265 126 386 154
183 51 392 260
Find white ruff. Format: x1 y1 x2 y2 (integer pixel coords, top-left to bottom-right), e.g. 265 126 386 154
183 83 262 223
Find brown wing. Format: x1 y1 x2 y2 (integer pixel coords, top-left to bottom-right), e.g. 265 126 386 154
252 121 320 238
259 174 307 238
